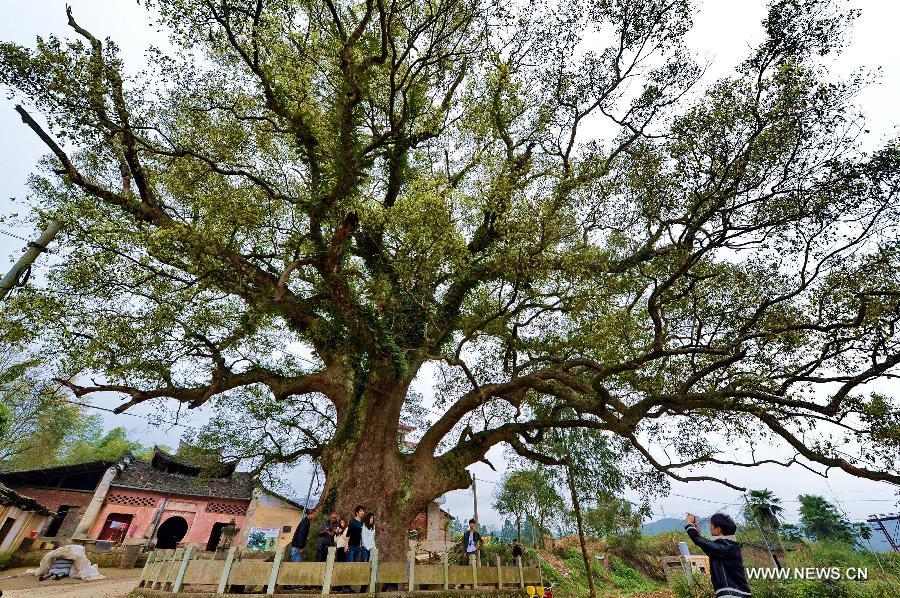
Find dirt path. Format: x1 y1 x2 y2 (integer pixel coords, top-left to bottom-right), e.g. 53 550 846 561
0 567 140 598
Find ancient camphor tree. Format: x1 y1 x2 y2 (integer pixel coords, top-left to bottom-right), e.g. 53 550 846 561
2 0 900 558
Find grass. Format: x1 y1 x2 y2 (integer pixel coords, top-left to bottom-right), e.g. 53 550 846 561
667 540 900 598
539 546 665 598
537 533 900 598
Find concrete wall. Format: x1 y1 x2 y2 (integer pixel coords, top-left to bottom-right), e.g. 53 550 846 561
87 487 249 549
236 491 304 550
3 485 93 541
418 503 453 553
3 486 94 511
0 505 49 553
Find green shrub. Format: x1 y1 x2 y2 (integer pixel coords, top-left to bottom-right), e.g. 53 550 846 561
480 541 514 564
0 550 13 570
670 574 714 598
606 556 657 593
746 577 898 598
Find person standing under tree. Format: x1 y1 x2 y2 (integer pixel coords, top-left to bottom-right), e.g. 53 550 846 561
316 512 339 561
335 518 349 562
289 507 315 562
361 512 376 562
347 505 365 562
684 513 751 598
461 519 482 565
512 541 523 560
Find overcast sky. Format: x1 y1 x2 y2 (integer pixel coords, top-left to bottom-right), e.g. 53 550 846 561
1 0 899 528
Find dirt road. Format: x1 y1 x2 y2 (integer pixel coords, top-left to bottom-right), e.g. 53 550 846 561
0 567 140 598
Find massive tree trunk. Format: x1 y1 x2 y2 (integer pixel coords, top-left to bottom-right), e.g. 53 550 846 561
311 364 470 560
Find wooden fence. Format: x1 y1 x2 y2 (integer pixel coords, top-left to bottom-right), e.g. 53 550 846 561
138 546 543 595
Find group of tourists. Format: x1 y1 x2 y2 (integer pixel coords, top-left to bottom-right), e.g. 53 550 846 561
289 506 376 563
289 512 525 567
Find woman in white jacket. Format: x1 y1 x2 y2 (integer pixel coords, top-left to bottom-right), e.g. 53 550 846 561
361 512 376 561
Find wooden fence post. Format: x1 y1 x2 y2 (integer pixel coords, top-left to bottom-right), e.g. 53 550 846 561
442 551 449 590
267 545 285 595
322 546 336 596
161 549 181 591
217 547 237 595
172 545 194 592
368 547 379 594
139 550 155 586
151 550 167 590
407 548 416 592
471 552 478 589
517 556 524 588
496 555 503 589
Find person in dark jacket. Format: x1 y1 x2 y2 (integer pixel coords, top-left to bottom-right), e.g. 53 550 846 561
460 519 482 564
289 507 315 562
684 513 751 598
512 541 524 560
347 505 365 562
316 512 340 561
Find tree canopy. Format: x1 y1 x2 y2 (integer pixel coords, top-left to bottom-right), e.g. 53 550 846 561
743 488 784 531
0 353 86 467
0 350 149 468
797 494 864 545
494 467 564 546
2 0 900 557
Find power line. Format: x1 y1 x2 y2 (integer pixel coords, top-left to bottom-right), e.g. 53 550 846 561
63 398 192 429
0 227 34 244
0 227 59 254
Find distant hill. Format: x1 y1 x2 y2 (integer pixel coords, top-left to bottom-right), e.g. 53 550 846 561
642 517 898 553
642 517 710 536
860 525 895 553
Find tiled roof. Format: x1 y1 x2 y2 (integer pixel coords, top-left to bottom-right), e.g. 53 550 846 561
0 481 54 516
0 460 117 477
150 446 238 477
111 460 255 501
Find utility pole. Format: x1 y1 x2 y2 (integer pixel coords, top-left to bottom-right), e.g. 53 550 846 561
867 513 900 552
471 472 481 567
303 461 319 508
744 495 781 569
471 472 478 523
0 220 61 300
566 458 596 598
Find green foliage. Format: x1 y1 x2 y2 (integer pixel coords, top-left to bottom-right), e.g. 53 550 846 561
542 546 661 598
798 495 859 544
583 493 644 548
605 556 658 594
780 523 806 542
493 468 564 547
0 353 94 469
671 574 715 598
744 489 784 531
0 350 147 469
494 471 532 541
0 402 9 440
60 425 146 465
0 550 14 571
750 579 898 598
477 541 513 565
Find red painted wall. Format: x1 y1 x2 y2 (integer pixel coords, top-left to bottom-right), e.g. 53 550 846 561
89 487 249 548
6 486 94 511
